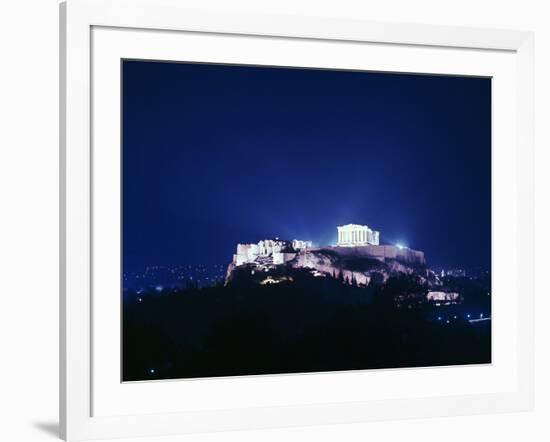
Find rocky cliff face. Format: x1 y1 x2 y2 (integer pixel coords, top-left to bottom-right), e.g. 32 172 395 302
226 245 432 287
288 247 428 286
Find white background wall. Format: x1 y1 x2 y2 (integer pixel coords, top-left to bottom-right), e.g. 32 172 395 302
0 1 548 441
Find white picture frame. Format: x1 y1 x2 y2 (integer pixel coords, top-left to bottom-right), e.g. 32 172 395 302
60 0 534 440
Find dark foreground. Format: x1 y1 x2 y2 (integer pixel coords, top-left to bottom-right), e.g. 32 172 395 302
123 270 491 381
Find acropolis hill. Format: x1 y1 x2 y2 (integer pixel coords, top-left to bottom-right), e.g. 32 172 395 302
225 224 427 287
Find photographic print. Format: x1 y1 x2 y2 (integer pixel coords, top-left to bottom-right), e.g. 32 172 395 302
122 60 491 381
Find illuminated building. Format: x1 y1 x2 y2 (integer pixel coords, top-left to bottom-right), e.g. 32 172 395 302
233 238 312 267
336 224 380 246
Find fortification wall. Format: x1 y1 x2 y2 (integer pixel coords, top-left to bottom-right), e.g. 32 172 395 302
273 252 297 265
323 245 426 266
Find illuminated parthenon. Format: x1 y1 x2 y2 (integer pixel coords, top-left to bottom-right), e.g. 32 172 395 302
336 224 380 247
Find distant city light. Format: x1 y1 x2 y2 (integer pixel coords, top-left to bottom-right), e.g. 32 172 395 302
467 314 471 318
480 313 484 318
149 368 155 374
437 316 442 321
155 285 163 292
395 243 406 250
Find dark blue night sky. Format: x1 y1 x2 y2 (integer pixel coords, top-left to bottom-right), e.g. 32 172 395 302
122 60 491 272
